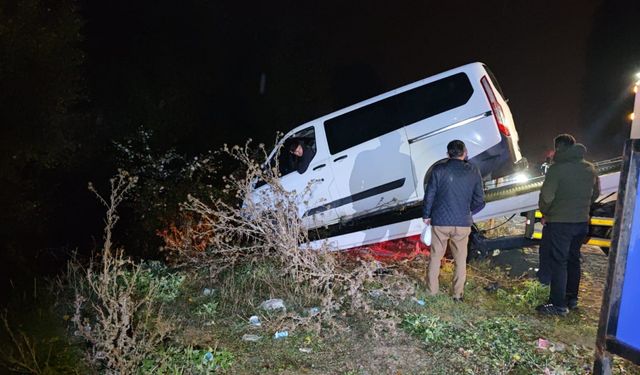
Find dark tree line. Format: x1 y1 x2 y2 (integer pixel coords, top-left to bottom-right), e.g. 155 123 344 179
0 0 95 296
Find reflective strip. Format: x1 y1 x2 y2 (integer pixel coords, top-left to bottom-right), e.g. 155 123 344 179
587 237 612 247
408 111 492 144
533 211 614 227
591 217 614 226
531 231 611 247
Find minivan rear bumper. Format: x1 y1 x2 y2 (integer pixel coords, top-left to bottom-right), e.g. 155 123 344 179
470 134 523 179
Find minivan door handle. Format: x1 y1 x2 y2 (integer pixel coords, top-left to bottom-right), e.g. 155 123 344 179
312 164 326 171
334 155 348 162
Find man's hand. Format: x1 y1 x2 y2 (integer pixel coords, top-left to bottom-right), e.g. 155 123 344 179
540 217 546 226
423 218 431 226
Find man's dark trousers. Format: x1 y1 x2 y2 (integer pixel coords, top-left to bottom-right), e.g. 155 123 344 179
537 232 552 284
545 222 589 308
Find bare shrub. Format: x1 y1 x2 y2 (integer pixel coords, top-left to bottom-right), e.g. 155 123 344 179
161 141 414 334
71 171 173 374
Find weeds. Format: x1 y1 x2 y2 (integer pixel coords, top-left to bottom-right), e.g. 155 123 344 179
196 301 218 320
159 141 398 335
70 171 174 374
140 345 234 374
0 310 83 374
135 260 186 303
402 312 593 374
40 140 634 374
496 279 550 310
1 311 53 374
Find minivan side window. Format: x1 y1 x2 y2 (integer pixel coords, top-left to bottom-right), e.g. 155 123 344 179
254 127 317 188
323 72 473 155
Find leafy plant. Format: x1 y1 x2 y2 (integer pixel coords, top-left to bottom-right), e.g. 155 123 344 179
402 311 600 374
404 313 540 373
196 301 218 320
134 260 186 303
496 279 549 310
141 345 234 374
402 315 452 346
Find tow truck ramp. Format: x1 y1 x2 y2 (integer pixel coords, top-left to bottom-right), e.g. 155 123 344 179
306 159 621 251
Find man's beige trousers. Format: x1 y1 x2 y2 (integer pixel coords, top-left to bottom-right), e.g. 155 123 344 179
427 226 471 298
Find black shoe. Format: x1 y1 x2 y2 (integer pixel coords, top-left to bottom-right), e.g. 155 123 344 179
453 297 464 303
567 299 578 310
536 303 569 316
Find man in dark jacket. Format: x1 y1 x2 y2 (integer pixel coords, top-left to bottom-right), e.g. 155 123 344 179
288 139 315 174
423 140 485 301
536 134 600 316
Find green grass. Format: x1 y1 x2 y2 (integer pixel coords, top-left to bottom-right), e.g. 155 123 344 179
9 256 640 374
402 312 594 374
140 345 234 374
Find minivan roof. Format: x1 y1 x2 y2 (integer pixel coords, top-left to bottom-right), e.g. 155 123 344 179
286 62 487 136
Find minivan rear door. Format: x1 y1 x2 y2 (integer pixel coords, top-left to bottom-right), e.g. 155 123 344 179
404 68 501 192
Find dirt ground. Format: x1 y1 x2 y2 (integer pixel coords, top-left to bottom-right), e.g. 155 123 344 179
493 244 609 326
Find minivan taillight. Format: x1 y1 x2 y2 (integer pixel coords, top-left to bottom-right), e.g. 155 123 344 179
480 76 510 137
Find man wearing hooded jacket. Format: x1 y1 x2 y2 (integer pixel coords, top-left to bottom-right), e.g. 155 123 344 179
536 134 600 316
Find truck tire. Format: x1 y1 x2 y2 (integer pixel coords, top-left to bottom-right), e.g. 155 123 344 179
467 225 488 261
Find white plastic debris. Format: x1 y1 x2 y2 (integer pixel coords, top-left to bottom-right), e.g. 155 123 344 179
299 347 313 353
274 330 289 339
411 297 426 306
249 315 261 326
550 342 566 353
260 298 286 311
306 307 320 316
202 351 214 364
242 334 262 342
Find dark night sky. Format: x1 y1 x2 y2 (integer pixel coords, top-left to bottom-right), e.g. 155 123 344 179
83 0 640 162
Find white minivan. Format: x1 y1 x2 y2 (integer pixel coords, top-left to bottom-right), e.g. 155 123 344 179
252 62 524 233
